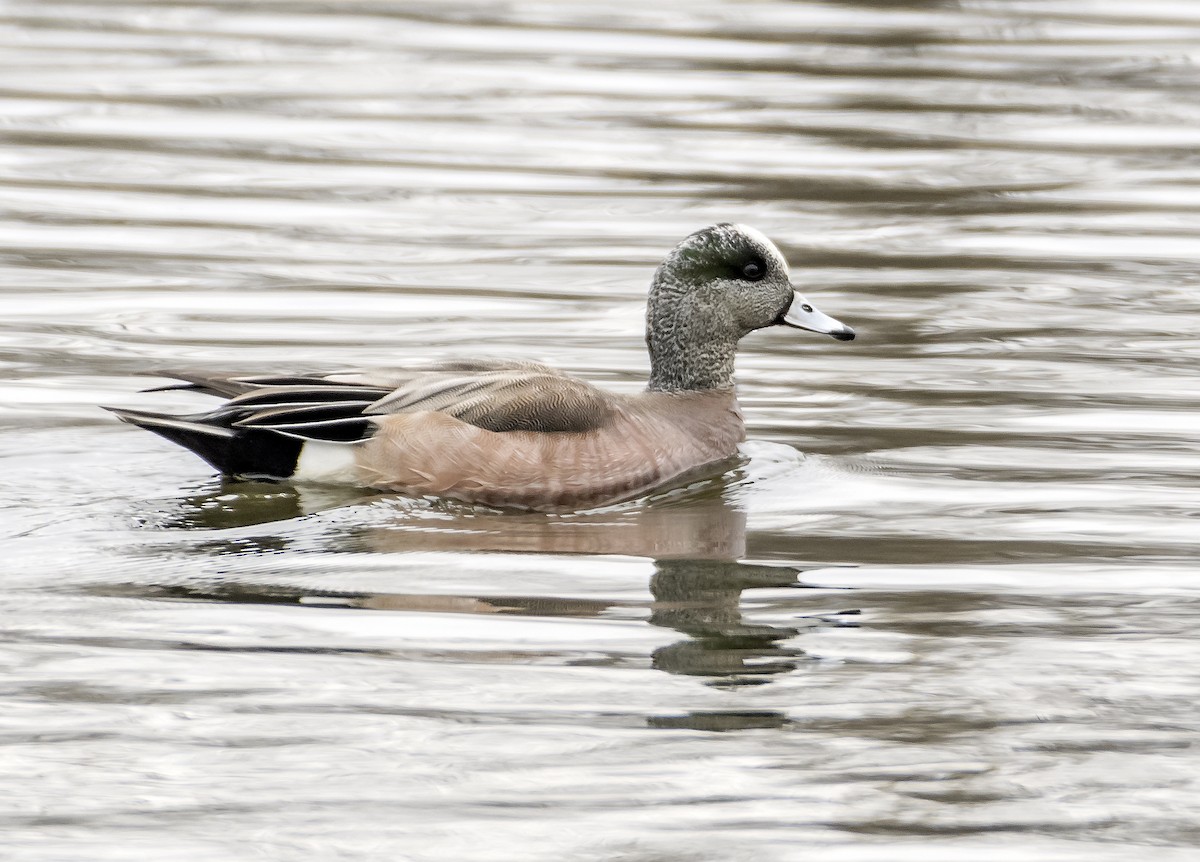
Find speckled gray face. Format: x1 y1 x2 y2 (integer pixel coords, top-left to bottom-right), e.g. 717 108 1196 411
664 223 855 340
646 223 855 391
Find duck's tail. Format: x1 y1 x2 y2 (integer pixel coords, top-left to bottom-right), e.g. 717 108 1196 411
105 407 306 479
106 374 385 483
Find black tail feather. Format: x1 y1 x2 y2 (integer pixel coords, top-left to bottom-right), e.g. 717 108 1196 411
106 407 303 478
109 373 385 478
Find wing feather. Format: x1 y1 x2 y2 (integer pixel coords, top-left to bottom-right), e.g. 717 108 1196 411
365 371 613 433
141 360 614 439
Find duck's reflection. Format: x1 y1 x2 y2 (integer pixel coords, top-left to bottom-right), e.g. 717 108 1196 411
130 476 851 692
649 559 807 684
147 478 382 531
316 556 811 684
353 473 750 561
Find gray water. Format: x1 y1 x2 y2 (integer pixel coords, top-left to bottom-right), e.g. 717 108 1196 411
3 1 1200 860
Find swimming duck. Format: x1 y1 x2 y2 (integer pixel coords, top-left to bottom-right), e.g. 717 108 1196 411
108 223 854 511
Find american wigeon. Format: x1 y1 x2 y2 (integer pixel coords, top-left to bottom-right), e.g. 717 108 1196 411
108 224 855 511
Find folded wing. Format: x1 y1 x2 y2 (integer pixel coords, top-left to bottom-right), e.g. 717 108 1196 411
114 359 616 462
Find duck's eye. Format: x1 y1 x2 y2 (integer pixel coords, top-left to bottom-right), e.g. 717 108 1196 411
741 261 765 281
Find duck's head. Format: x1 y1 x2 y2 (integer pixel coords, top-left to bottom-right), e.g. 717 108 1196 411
647 224 854 391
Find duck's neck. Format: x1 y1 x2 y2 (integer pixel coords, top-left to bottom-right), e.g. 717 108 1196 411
646 288 738 393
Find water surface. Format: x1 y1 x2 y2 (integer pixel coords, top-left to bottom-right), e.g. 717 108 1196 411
3 1 1200 860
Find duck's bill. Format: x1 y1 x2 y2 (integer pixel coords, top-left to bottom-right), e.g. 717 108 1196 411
780 293 856 341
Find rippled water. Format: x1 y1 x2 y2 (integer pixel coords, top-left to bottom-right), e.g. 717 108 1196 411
3 1 1200 859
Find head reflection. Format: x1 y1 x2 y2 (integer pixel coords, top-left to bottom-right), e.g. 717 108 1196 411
649 558 806 684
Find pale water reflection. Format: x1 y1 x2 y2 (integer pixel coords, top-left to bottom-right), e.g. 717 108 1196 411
3 0 1200 860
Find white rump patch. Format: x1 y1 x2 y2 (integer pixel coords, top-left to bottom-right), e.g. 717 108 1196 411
294 440 359 483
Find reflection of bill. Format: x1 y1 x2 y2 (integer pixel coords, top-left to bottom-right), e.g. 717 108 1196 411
647 711 789 732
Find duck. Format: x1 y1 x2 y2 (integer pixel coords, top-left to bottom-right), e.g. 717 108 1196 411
107 223 855 511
